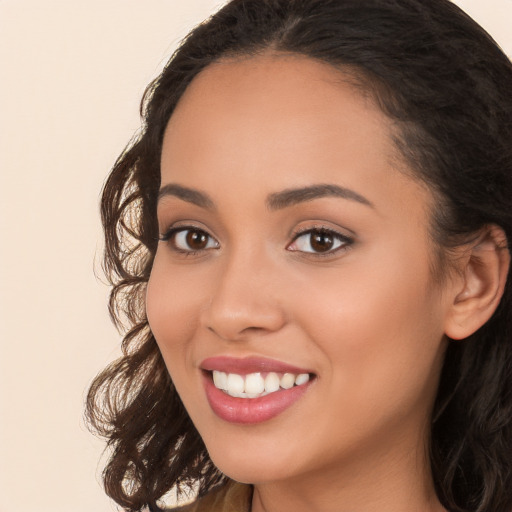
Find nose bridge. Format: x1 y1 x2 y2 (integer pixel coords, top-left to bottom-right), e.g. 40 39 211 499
201 244 286 340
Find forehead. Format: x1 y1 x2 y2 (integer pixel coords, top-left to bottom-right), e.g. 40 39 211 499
166 53 389 140
160 53 431 218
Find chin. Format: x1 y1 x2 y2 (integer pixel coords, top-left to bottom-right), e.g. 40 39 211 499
203 432 302 484
210 456 288 485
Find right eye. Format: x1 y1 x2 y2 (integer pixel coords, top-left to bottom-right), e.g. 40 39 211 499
160 227 219 254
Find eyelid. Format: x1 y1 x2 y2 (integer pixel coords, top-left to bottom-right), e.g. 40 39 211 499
159 221 213 240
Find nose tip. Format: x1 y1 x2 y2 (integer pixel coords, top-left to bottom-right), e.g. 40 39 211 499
204 307 286 341
200 264 286 342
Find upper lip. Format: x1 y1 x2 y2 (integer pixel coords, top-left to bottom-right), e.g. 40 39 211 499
200 356 314 375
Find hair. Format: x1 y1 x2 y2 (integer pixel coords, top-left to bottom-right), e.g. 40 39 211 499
85 1 512 511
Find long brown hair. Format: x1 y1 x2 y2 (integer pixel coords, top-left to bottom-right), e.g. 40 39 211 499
86 1 512 510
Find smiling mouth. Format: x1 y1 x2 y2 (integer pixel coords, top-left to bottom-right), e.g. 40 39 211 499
201 356 316 423
208 370 313 399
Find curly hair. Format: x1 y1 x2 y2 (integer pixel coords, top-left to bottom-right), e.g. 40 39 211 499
85 1 512 510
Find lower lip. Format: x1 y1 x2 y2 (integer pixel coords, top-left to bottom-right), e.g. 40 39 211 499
203 373 312 424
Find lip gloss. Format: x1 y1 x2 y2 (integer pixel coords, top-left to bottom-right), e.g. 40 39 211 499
201 356 314 424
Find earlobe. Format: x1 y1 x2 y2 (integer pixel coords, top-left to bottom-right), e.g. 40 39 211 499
444 225 510 340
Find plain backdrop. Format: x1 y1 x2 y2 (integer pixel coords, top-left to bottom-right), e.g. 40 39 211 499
0 1 511 511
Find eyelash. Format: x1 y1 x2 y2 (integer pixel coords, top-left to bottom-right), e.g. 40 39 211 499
159 225 354 257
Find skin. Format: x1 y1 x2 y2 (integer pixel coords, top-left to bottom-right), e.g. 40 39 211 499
145 54 458 511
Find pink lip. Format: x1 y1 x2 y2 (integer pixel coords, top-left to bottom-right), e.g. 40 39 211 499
201 356 313 375
200 356 315 424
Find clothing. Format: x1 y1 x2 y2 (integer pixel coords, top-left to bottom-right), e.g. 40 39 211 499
170 481 252 512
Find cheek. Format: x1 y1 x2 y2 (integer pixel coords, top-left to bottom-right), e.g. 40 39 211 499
145 257 214 424
145 256 203 373
294 245 439 339
292 243 446 412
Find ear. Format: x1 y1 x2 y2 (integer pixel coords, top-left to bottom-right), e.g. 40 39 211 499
444 224 510 340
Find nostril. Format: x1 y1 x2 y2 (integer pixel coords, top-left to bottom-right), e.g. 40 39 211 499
205 323 279 342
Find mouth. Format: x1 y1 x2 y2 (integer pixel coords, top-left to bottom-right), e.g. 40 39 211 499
200 356 316 424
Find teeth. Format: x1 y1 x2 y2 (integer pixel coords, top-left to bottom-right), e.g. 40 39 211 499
212 370 311 398
280 373 295 389
264 372 280 393
245 373 265 394
295 373 310 386
226 373 245 396
212 370 228 390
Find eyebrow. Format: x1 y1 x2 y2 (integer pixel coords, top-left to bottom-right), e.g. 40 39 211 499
266 184 373 210
158 184 215 210
157 182 373 211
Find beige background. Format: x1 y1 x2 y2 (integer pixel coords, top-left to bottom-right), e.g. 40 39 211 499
0 1 510 511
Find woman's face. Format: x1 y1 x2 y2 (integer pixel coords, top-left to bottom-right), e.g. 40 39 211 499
146 54 456 486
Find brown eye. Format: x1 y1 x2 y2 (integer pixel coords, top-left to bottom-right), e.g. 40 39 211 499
287 228 352 255
310 232 334 252
160 227 219 253
185 230 209 250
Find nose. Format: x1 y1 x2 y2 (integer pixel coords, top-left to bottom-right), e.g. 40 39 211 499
200 249 287 341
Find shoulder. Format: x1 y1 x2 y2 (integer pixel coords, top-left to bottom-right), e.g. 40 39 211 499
167 481 253 512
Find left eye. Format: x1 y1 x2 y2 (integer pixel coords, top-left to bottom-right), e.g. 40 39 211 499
288 229 351 254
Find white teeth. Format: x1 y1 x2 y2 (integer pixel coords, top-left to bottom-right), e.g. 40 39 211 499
295 373 310 386
212 369 311 398
280 373 295 389
226 373 244 396
245 373 265 394
264 372 280 393
212 370 228 390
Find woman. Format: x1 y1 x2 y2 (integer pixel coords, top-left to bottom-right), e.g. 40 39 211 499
86 0 512 511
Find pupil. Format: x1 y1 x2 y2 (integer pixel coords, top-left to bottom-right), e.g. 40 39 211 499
186 230 207 249
311 232 333 252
